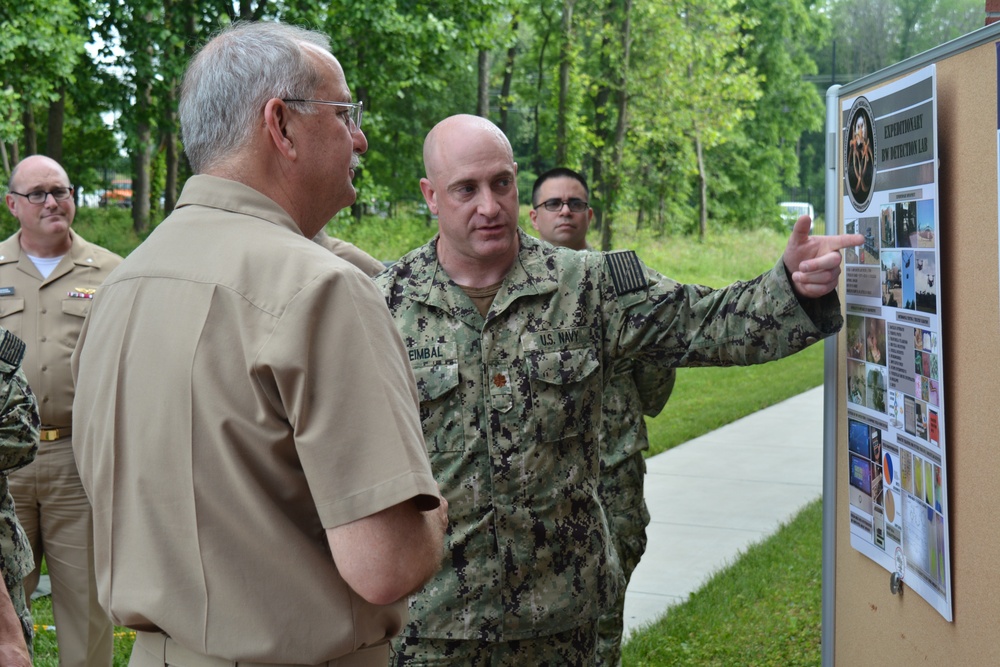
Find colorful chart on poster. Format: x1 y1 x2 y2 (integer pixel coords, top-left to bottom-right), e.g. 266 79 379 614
842 64 952 621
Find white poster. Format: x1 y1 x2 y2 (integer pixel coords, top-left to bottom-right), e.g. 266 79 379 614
842 65 951 621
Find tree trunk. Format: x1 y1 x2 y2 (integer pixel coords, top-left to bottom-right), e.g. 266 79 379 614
498 16 519 134
46 88 66 162
555 0 575 165
696 129 707 242
164 127 178 213
531 15 552 172
21 105 36 157
602 0 632 251
476 49 490 117
132 77 153 234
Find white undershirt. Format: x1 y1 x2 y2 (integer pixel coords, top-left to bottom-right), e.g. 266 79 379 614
26 254 64 279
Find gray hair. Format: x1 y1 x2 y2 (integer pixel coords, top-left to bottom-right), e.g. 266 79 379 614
179 21 330 173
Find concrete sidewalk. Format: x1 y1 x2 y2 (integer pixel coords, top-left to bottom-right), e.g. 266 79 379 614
623 385 825 638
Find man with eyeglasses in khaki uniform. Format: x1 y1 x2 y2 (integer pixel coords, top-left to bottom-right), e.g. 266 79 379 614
1 154 120 667
72 21 447 667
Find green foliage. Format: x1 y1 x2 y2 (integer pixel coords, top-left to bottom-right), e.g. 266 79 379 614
622 498 824 666
72 207 153 256
325 208 437 263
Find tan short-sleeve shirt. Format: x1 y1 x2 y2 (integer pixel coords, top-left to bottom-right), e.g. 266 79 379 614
0 231 121 427
72 175 438 664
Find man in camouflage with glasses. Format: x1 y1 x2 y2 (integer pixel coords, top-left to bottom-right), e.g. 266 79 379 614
2 155 120 667
530 166 676 666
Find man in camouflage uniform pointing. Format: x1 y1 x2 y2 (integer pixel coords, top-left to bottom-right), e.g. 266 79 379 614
376 114 862 665
0 327 41 661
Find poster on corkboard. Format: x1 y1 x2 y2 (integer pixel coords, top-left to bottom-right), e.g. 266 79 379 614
841 64 952 622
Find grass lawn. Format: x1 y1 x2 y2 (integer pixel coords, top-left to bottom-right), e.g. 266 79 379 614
37 215 827 665
622 499 824 667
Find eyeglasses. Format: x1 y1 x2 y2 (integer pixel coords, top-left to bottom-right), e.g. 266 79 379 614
282 99 363 133
8 186 74 205
534 198 588 213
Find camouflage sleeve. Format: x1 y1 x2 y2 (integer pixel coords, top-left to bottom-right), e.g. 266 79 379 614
632 364 675 418
0 331 39 475
605 254 842 369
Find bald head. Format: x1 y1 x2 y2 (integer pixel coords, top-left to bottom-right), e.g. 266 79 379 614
423 115 513 183
8 155 68 193
418 114 520 287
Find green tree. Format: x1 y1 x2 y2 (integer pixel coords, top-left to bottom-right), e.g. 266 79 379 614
0 0 84 174
708 0 827 231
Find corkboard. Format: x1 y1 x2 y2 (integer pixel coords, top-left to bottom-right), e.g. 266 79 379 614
833 32 1000 664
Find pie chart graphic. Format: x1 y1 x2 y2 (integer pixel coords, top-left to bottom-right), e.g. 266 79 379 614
883 452 894 484
885 489 895 523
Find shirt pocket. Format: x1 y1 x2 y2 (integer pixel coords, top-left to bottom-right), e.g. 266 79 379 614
410 341 464 453
0 298 25 334
525 342 600 443
61 298 93 319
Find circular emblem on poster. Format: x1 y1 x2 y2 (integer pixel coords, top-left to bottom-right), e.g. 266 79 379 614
844 96 876 212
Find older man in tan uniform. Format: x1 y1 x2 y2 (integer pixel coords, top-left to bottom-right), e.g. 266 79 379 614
2 154 118 667
72 21 447 667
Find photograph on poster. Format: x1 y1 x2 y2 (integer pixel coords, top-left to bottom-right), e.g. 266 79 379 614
915 252 938 314
888 390 904 429
901 449 913 493
881 204 895 246
848 359 866 405
850 453 873 496
895 201 918 248
866 364 887 413
902 249 916 310
866 317 886 365
847 314 866 360
849 419 870 457
860 216 880 264
882 250 902 307
845 219 860 264
916 199 936 248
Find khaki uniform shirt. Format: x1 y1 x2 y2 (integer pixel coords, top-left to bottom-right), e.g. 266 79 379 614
0 231 121 429
312 228 385 277
72 175 440 664
375 231 841 641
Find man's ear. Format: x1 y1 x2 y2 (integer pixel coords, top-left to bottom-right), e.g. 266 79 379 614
419 178 438 215
529 208 540 230
264 99 296 161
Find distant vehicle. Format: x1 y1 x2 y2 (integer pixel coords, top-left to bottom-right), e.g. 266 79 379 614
779 202 814 230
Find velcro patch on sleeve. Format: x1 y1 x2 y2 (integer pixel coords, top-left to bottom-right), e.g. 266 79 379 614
0 330 25 368
604 250 646 296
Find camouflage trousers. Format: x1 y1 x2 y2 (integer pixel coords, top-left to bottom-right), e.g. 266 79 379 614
391 622 597 666
596 452 651 667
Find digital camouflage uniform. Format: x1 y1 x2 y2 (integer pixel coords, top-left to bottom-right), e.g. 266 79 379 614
0 329 40 654
596 357 675 666
376 231 841 664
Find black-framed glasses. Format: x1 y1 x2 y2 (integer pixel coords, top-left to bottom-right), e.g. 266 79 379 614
8 186 74 205
534 198 588 213
282 99 363 133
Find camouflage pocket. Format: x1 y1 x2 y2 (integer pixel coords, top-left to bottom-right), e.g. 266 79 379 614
525 346 600 442
412 359 463 452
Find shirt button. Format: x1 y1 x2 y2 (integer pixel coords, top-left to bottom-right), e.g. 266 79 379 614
805 336 818 345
